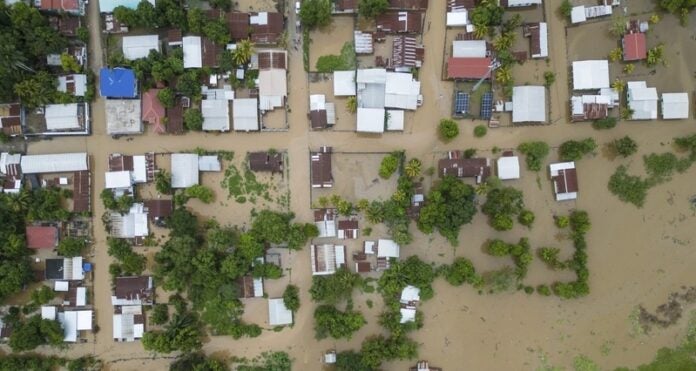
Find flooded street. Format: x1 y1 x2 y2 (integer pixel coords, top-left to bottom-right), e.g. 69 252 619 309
11 0 696 369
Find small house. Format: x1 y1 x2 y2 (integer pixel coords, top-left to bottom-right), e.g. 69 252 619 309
524 22 548 59
20 153 89 174
661 93 689 120
122 35 160 61
99 68 137 98
248 151 284 173
171 154 199 188
497 155 520 180
572 61 609 91
337 220 359 240
310 147 333 188
627 81 658 120
45 257 84 281
201 99 231 132
182 36 203 69
238 275 264 298
392 36 424 68
399 285 420 323
232 98 259 131
141 89 166 132
438 152 491 183
26 226 59 250
105 99 143 134
447 57 492 80
410 361 443 371
333 71 356 97
268 298 292 326
143 199 173 224
310 244 346 275
550 162 578 201
57 74 87 97
376 11 422 33
108 203 148 239
249 12 284 45
623 32 647 61
512 86 546 123
113 305 144 342
0 103 23 136
38 0 84 15
111 276 154 306
58 310 93 342
314 209 337 238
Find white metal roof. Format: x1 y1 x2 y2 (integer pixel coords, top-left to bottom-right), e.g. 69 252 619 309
497 156 520 180
354 31 374 54
357 107 385 133
57 74 87 96
532 23 548 58
452 40 486 58
233 98 259 131
333 71 356 96
54 281 69 291
132 155 147 183
110 203 148 238
512 86 546 122
549 161 575 175
268 298 293 326
377 239 400 258
41 306 56 320
662 93 689 120
400 307 416 323
44 103 81 130
506 0 541 6
60 311 78 342
400 285 420 303
76 287 87 306
446 10 468 27
572 60 610 90
171 153 199 188
105 99 143 135
21 153 88 174
122 35 160 61
67 257 84 280
627 81 658 120
386 109 405 131
76 310 92 330
571 6 586 23
201 99 230 131
357 68 387 84
259 69 287 99
183 36 203 68
310 94 326 111
0 153 20 175
198 155 221 171
315 220 337 238
385 72 421 110
105 170 132 189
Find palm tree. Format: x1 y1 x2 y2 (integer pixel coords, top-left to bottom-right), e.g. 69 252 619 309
232 39 254 66
495 66 512 85
8 190 29 213
404 159 422 178
346 97 357 113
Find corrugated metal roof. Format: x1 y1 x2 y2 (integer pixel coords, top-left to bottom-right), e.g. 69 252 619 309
21 153 88 174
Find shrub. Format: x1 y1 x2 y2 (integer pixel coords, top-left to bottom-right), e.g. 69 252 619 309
559 0 572 19
592 117 617 130
299 0 332 29
537 284 551 296
57 237 87 257
155 170 172 195
538 247 565 270
608 165 650 207
150 304 169 325
438 119 459 141
359 0 389 18
486 239 511 256
474 125 487 138
184 109 203 131
185 185 214 203
463 148 477 158
443 257 482 287
518 141 549 171
543 71 556 87
282 284 300 312
379 153 400 179
569 210 591 235
518 209 535 228
314 305 365 339
555 215 569 228
612 136 638 157
559 138 597 161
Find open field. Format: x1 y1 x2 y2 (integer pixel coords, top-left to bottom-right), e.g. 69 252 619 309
308 17 355 72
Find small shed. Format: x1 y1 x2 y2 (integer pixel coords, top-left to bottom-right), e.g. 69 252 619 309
550 162 578 201
337 220 359 239
268 298 293 326
198 156 221 172
357 107 385 133
623 33 647 61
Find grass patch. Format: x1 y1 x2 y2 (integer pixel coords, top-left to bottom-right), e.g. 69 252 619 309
221 165 271 204
315 42 356 72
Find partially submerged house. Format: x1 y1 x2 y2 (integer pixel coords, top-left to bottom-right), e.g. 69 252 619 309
447 57 492 80
570 89 619 122
268 298 292 326
108 203 148 239
337 220 359 240
333 71 356 97
571 4 612 24
623 32 647 61
141 89 166 133
310 147 333 188
376 239 400 270
26 226 60 250
238 275 264 298
550 162 578 201
392 36 424 68
310 244 346 275
258 50 288 112
661 93 689 120
410 361 443 371
438 151 491 183
143 199 174 225
249 12 284 44
309 94 336 129
627 81 658 120
512 86 546 123
399 285 420 323
44 103 88 133
248 151 284 173
571 60 609 91
57 310 93 342
376 11 422 33
113 305 144 342
57 74 87 97
105 99 142 135
99 68 137 98
111 276 154 306
524 22 548 59
232 98 259 131
21 152 89 174
446 0 474 27
314 208 337 238
497 155 520 180
356 69 421 133
201 98 231 132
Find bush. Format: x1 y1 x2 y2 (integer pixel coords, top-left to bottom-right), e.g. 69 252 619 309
443 257 482 287
57 237 87 257
184 109 203 131
150 304 169 325
438 119 459 141
155 170 172 194
309 268 362 304
463 148 477 158
555 215 569 228
185 185 214 203
612 136 638 157
252 263 283 279
569 210 591 235
543 71 556 87
518 141 549 171
538 247 565 270
282 284 300 312
486 239 511 256
518 209 535 228
537 284 551 296
299 0 332 29
379 153 400 179
559 138 597 161
474 125 487 138
481 186 525 231
592 117 617 130
608 165 650 207
314 305 365 339
315 42 355 73
359 0 389 18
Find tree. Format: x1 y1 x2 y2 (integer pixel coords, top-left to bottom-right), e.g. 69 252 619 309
185 185 215 204
443 257 482 287
346 96 357 113
282 284 300 312
611 136 638 157
608 165 649 207
623 63 635 74
209 0 231 11
609 16 627 37
335 351 371 371
608 47 623 62
310 268 362 304
232 39 254 66
299 0 332 29
177 70 202 99
559 138 597 161
543 71 556 87
30 286 55 305
474 125 487 138
646 44 665 67
184 108 204 131
187 8 206 34
592 117 617 130
404 158 421 178
170 353 229 371
481 186 525 231
57 237 86 257
438 118 459 141
360 335 418 369
518 141 549 171
379 153 400 179
560 0 572 19
378 256 436 300
252 263 282 279
417 176 477 245
155 170 172 194
9 316 63 352
518 209 535 228
157 87 176 108
150 304 169 325
14 71 57 109
314 305 365 339
60 53 81 73
203 19 229 45
359 0 389 18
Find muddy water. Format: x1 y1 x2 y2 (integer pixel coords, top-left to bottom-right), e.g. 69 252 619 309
10 0 696 370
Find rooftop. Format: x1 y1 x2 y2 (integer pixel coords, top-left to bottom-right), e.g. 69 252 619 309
112 276 154 305
248 151 283 173
26 226 59 249
623 33 647 61
512 86 546 123
310 148 333 188
447 57 492 79
122 35 159 60
572 60 609 90
105 99 143 134
100 68 137 98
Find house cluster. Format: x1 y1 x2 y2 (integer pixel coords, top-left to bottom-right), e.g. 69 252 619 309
111 276 153 342
438 150 521 183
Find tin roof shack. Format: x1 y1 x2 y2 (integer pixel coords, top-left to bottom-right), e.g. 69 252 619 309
438 151 491 183
408 183 424 218
623 32 646 61
0 103 24 136
376 239 400 271
570 89 619 122
26 226 60 250
550 162 578 201
45 257 84 280
227 12 251 40
32 103 89 135
337 220 359 239
250 12 284 44
248 151 284 173
309 94 336 129
392 36 424 68
112 276 154 306
58 310 93 342
376 11 423 33
258 64 287 111
166 99 185 134
410 361 443 371
447 57 492 80
143 199 173 226
314 208 337 238
497 155 520 180
310 147 333 188
571 5 612 24
72 170 90 213
662 93 689 120
310 244 346 275
524 22 548 59
238 275 264 298
108 153 153 183
102 13 128 33
627 81 658 120
113 305 145 342
108 203 148 239
232 98 259 131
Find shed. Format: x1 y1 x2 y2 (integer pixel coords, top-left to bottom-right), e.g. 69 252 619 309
311 244 346 275
662 93 689 120
248 151 283 173
268 298 293 326
143 199 174 221
21 153 88 174
314 209 337 238
550 162 578 201
41 306 57 320
113 305 144 341
623 33 646 61
227 12 251 40
354 31 374 54
452 40 486 58
105 170 132 189
446 10 468 27
171 153 199 188
232 98 259 131
501 0 542 6
183 36 203 68
57 74 87 96
112 276 154 306
54 281 69 291
527 22 548 59
122 35 159 60
337 220 359 240
333 71 356 96
99 68 137 98
572 60 609 90
512 86 546 123
497 156 520 180
392 36 424 68
357 108 386 133
400 285 421 303
26 226 59 249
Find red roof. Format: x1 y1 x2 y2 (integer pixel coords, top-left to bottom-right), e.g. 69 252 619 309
40 0 79 11
447 57 491 79
26 226 59 249
142 89 166 129
623 33 646 61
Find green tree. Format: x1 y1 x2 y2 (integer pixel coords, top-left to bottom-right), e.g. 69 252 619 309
438 118 459 141
335 351 371 371
609 16 627 37
378 256 436 300
30 285 55 305
177 70 202 99
157 87 176 108
404 158 421 178
543 71 556 87
517 141 549 171
560 0 572 19
443 257 482 287
314 305 365 339
592 117 617 130
359 0 389 18
360 335 418 369
518 209 535 228
232 39 254 66
14 71 57 109
186 8 206 34
170 352 230 371
646 44 666 67
203 19 229 45
209 0 231 11
474 125 487 138
379 153 400 179
310 268 362 304
150 304 169 325
559 138 597 161
252 263 282 279
184 108 204 131
282 284 300 312
481 186 525 231
346 96 357 113
299 0 332 29
57 237 86 257
417 176 477 245
185 185 215 204
60 53 81 73
608 165 649 207
155 170 173 194
9 316 64 352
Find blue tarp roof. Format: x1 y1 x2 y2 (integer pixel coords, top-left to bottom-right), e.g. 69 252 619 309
100 68 137 98
100 0 153 13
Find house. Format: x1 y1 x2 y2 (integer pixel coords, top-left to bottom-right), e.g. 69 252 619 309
167 29 182 47
447 57 492 80
166 99 185 134
311 147 333 188
355 260 371 273
141 89 166 132
108 203 148 239
104 170 133 191
238 275 264 298
570 92 617 122
497 155 520 180
227 12 251 40
627 81 658 120
399 285 420 323
62 286 88 306
171 153 199 188
108 153 151 183
446 9 469 27
410 361 443 371
389 0 427 10
452 40 486 58
356 69 420 132
571 5 612 24
572 60 609 90
512 86 546 123
0 103 23 136
58 74 87 97
21 153 88 174
111 276 154 306
385 72 421 110
337 220 358 239
99 68 137 98
26 226 59 249
45 257 84 280
44 103 86 132
333 71 356 96
249 12 284 44
257 50 287 70
143 199 174 224
392 36 424 68
182 36 203 68
38 0 84 15
355 31 374 54
334 0 357 13
105 99 143 134
357 108 385 133
314 209 337 238
268 298 292 326
550 162 578 201
525 22 548 59
122 35 159 60
376 11 422 33
41 306 57 320
309 95 332 129
201 99 230 131
623 32 646 61
48 15 81 36
202 38 222 67
438 152 491 183
113 305 145 342
198 156 221 172
310 244 346 275
259 68 287 111
248 151 284 173
500 0 542 7
58 310 93 342
377 239 400 260
99 0 154 13
72 170 90 213
662 93 689 120
103 13 127 33
232 98 259 131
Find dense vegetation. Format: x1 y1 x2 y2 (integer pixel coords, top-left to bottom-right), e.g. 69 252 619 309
316 42 356 73
484 238 533 280
658 0 696 25
481 186 526 231
0 355 101 371
517 141 550 171
364 177 415 245
549 210 591 299
378 151 403 179
559 138 597 161
417 175 477 244
611 136 638 157
314 305 366 339
359 0 389 18
8 314 64 352
299 0 332 29
310 268 362 304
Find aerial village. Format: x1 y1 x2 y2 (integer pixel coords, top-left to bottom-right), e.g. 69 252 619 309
0 0 696 369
